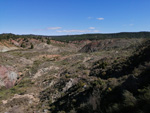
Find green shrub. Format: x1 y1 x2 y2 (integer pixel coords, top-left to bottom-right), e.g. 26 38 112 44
30 43 34 49
123 90 137 107
78 81 86 88
99 62 107 69
21 43 26 48
58 111 66 113
102 71 106 76
91 78 104 87
65 74 70 78
72 99 76 103
51 105 55 110
47 39 51 44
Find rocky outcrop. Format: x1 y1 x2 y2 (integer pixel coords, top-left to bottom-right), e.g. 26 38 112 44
0 41 19 52
0 65 18 88
79 39 144 52
0 45 18 52
33 66 59 79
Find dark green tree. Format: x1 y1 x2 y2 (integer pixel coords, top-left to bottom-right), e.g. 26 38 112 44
47 39 51 44
21 43 26 48
30 43 34 49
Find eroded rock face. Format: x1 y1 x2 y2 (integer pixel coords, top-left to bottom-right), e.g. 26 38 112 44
10 39 20 46
0 40 19 52
79 39 143 52
33 66 59 79
0 45 18 52
0 65 18 88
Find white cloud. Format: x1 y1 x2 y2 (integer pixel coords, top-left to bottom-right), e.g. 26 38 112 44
93 30 100 32
56 29 101 33
89 27 95 29
47 27 62 30
97 18 104 20
56 29 91 33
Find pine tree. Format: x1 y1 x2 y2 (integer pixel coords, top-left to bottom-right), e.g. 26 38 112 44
47 39 51 44
30 43 34 49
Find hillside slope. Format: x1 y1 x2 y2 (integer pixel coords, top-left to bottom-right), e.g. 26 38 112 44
0 35 150 113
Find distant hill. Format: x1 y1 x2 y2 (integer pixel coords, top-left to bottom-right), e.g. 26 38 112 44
0 32 150 42
51 32 150 42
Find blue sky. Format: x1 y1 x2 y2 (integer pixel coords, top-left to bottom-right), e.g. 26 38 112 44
0 0 150 35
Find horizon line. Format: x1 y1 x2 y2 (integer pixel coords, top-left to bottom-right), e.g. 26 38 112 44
0 31 150 37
